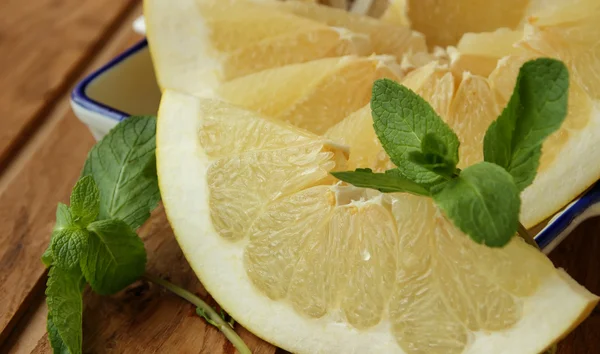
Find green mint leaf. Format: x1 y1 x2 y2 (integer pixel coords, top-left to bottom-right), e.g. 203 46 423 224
69 176 100 226
332 168 430 196
42 203 75 267
408 151 458 179
51 228 89 271
432 162 520 247
483 58 569 190
81 219 146 295
408 133 458 179
82 116 160 230
42 247 54 267
371 79 460 184
56 203 74 229
420 133 449 157
47 315 71 354
46 266 84 354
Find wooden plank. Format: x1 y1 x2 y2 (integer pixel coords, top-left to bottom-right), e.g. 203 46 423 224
0 0 138 171
0 3 142 342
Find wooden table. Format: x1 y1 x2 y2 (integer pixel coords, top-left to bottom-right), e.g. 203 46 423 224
0 1 598 353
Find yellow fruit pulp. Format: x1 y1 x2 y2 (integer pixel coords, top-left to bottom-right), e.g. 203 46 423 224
144 0 372 94
217 55 402 134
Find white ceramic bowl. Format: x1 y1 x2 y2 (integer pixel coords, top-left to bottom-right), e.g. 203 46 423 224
70 39 600 253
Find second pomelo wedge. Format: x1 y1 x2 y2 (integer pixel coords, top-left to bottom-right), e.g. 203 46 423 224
157 90 598 354
144 0 371 95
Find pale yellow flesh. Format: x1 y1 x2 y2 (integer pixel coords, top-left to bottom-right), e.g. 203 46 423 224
217 55 403 134
144 0 372 95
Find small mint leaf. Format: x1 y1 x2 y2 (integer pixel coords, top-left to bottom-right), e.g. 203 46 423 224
82 116 160 229
55 203 73 230
70 176 100 226
332 168 430 195
41 247 54 267
420 133 449 157
47 315 71 354
483 58 569 191
46 266 84 354
408 150 458 180
81 219 146 295
42 203 75 267
51 228 89 271
370 79 460 184
432 162 520 247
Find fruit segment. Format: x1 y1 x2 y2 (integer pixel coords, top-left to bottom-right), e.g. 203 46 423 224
218 55 402 134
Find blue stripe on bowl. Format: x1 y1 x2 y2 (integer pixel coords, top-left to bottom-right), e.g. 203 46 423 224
535 181 600 249
71 38 600 250
71 39 149 122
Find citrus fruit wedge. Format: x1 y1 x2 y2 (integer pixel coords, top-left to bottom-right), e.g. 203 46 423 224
157 90 598 354
216 55 402 134
265 0 426 58
144 0 371 95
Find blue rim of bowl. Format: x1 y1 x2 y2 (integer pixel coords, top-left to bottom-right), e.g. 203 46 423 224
71 39 600 250
71 38 149 122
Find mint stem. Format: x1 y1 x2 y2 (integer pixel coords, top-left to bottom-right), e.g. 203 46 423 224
517 222 540 250
143 274 252 354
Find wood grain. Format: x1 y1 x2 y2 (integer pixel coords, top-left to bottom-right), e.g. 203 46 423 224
0 0 138 172
0 1 141 342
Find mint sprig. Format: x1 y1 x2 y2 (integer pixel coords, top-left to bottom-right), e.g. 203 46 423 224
432 162 521 247
484 58 569 190
371 79 460 185
334 58 569 247
43 116 157 353
82 219 146 295
42 116 250 354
